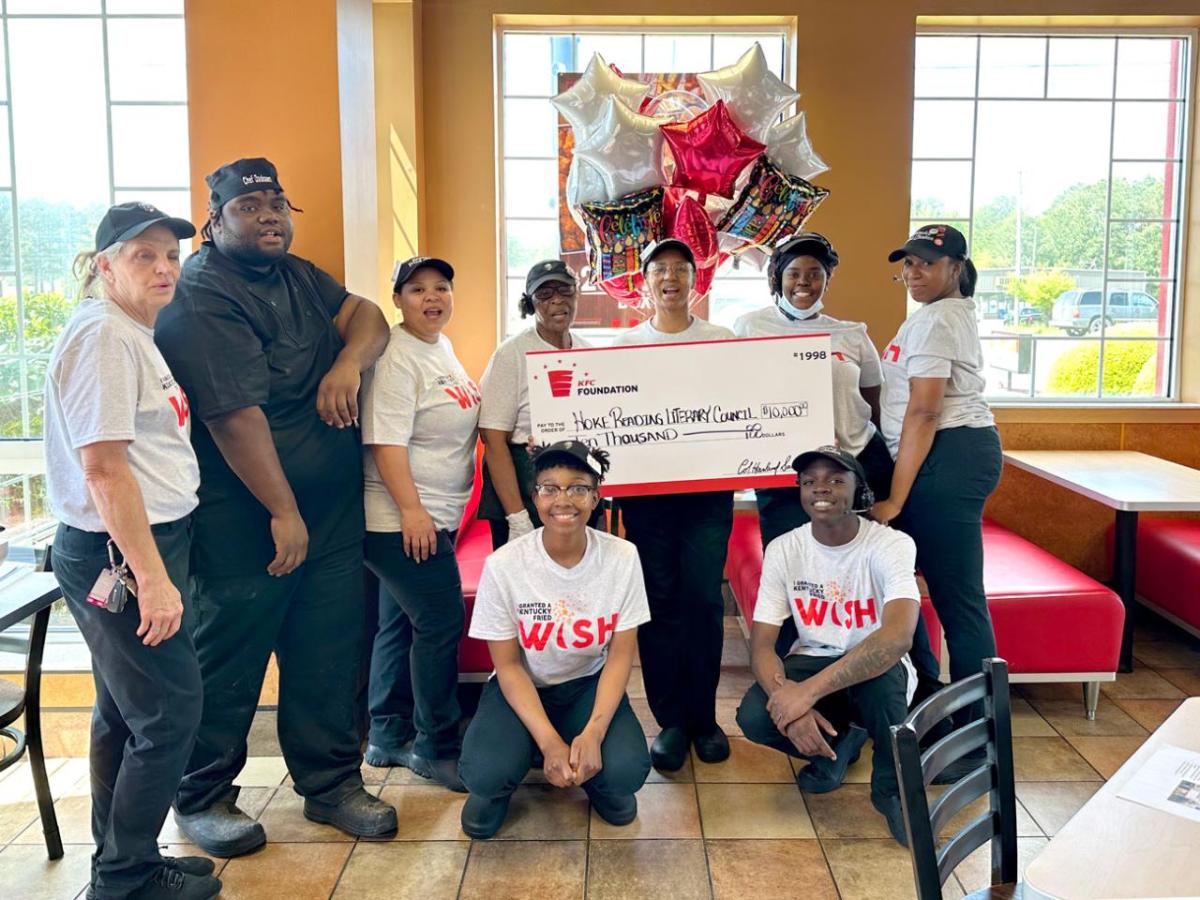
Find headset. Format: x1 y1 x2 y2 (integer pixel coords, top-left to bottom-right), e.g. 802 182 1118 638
793 453 875 513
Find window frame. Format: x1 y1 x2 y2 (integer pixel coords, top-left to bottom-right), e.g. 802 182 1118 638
0 0 189 571
492 21 796 345
912 26 1196 406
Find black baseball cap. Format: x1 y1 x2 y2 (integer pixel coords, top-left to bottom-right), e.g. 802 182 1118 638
94 201 196 253
888 224 968 263
640 238 696 272
772 232 839 272
791 445 868 485
205 157 285 208
535 440 607 481
393 256 454 292
526 259 577 295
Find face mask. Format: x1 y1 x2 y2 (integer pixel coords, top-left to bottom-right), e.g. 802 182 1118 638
776 294 823 321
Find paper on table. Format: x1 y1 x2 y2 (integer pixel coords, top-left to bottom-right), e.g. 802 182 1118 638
1116 744 1200 824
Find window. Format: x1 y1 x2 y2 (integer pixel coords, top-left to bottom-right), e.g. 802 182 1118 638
0 0 189 560
497 27 791 342
911 33 1190 402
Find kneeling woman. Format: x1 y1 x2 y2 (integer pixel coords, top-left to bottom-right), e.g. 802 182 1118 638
459 442 652 839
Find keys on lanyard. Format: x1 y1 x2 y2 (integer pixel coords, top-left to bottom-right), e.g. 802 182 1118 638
85 540 138 614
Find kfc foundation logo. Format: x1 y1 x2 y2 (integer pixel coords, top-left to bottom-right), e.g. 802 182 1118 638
533 359 638 397
547 369 575 398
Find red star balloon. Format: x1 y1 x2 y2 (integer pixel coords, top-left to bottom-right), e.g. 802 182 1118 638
660 100 765 199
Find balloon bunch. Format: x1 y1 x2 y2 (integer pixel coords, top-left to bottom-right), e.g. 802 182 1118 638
552 43 829 305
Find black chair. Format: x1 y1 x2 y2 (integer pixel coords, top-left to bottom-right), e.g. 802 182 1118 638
889 658 1018 900
0 545 64 860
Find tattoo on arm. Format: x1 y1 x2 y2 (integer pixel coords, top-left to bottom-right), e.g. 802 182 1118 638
822 635 903 694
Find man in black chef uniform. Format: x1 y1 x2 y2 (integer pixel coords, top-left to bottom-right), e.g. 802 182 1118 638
155 158 393 856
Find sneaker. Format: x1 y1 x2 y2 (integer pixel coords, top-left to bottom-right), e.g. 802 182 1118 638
303 786 398 838
89 855 216 899
408 753 467 793
795 724 868 794
162 856 216 877
590 792 638 827
871 794 910 848
461 793 511 840
365 741 414 769
173 800 266 858
692 725 731 764
650 727 690 772
127 866 222 899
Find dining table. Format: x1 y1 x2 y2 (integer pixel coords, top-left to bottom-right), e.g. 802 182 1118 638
1023 697 1200 899
1001 449 1200 672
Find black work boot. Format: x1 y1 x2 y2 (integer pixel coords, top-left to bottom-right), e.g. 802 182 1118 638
650 727 690 771
461 793 511 840
173 798 266 858
408 753 467 793
303 786 398 837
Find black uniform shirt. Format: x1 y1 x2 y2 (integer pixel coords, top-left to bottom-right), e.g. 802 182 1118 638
155 242 365 575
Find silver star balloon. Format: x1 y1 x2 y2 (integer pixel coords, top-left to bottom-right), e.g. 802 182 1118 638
565 154 609 233
765 111 829 181
573 96 667 201
697 43 800 142
550 52 650 139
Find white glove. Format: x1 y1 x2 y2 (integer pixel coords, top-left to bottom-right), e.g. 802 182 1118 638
505 509 535 540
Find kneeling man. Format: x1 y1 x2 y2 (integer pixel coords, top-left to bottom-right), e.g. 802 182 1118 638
736 446 919 846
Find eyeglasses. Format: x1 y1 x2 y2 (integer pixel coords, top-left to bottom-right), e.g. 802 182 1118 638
646 264 693 278
532 484 595 500
532 283 577 301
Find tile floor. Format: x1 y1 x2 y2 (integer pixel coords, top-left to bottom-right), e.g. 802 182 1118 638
1 616 1198 899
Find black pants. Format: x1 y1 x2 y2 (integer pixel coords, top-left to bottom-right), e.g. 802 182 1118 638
175 541 366 814
364 529 464 760
756 430 896 550
54 518 201 900
894 426 1003 716
619 491 733 734
459 674 650 805
736 653 909 801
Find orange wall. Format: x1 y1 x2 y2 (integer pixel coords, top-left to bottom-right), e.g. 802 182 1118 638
184 0 347 282
179 1 1200 578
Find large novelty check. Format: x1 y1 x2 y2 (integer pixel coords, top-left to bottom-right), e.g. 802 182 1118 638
526 334 835 497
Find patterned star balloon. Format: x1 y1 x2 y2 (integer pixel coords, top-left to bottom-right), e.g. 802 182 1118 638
550 52 650 138
765 111 829 181
574 96 668 201
697 43 800 142
716 155 830 252
660 100 765 199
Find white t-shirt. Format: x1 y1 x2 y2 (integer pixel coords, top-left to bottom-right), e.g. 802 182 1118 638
361 327 480 532
469 528 652 687
879 297 994 458
44 298 200 532
734 306 883 456
479 326 591 443
610 315 735 346
754 520 919 701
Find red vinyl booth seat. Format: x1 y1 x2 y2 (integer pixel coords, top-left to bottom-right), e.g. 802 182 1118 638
1120 518 1200 637
925 520 1124 675
724 513 1123 679
456 453 496 676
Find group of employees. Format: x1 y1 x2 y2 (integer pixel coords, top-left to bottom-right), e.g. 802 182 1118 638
43 153 998 899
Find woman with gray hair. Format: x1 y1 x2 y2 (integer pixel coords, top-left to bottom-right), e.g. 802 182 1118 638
44 202 219 900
